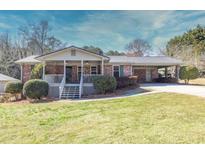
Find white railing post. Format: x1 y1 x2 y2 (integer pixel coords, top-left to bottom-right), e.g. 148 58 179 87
64 60 66 81
59 76 65 99
59 61 66 99
79 60 84 98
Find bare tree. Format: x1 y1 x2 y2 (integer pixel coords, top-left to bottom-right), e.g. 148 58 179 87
125 38 151 56
0 32 20 78
0 20 64 79
18 20 63 55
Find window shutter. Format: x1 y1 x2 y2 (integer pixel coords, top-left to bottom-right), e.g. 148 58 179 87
120 65 124 77
98 65 101 74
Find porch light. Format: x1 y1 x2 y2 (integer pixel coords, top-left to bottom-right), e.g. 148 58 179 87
85 61 89 65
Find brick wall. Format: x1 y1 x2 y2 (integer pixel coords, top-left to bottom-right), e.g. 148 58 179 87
45 65 64 74
104 65 112 76
22 64 32 83
133 69 146 82
151 68 159 79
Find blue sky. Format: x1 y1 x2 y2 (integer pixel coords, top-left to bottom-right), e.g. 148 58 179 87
0 10 205 54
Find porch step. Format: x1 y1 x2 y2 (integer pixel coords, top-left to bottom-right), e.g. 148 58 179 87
60 85 80 99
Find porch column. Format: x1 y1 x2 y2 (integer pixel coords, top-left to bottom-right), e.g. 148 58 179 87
81 60 83 78
42 62 45 80
80 60 83 96
64 60 66 80
101 58 104 75
165 67 168 78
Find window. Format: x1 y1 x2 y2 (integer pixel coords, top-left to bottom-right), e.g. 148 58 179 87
113 66 119 78
71 49 76 56
91 66 97 75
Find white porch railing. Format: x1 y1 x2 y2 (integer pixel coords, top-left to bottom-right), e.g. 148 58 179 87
79 75 83 98
45 74 63 83
83 74 102 83
59 76 65 99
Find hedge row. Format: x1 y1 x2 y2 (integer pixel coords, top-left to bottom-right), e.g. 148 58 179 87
116 76 138 89
153 77 178 83
93 76 117 94
5 81 23 94
5 79 49 100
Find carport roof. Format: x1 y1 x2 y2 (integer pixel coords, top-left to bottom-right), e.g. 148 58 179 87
0 73 19 82
108 56 183 66
15 55 40 64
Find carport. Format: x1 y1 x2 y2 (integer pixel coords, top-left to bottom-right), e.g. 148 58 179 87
130 56 182 82
0 73 19 93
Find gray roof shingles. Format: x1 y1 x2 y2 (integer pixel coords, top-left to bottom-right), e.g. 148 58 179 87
108 56 183 65
14 46 183 66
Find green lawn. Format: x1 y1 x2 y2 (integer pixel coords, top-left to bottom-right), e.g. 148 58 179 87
1 93 205 144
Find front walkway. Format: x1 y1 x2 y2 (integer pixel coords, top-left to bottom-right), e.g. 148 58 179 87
58 83 205 103
58 88 157 102
140 83 205 98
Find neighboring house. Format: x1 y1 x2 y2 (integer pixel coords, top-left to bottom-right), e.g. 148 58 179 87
15 46 182 99
0 73 20 93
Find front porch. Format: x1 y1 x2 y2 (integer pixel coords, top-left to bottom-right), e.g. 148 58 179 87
42 60 105 99
43 60 104 84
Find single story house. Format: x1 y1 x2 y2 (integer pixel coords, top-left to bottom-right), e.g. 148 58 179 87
0 73 20 93
15 46 183 99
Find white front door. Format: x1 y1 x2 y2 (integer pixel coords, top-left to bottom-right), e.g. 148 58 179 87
146 69 151 82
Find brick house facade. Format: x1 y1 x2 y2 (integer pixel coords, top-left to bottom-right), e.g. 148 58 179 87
16 46 182 98
104 65 112 76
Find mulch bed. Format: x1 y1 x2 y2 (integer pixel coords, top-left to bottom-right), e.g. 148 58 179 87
83 86 148 99
1 86 149 103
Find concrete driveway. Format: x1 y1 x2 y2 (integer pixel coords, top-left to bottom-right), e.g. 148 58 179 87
140 83 205 98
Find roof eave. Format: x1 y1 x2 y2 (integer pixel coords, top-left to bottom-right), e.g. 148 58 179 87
36 46 110 60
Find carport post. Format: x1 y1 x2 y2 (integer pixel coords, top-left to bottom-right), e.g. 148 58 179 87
165 67 168 78
20 64 23 82
175 65 180 81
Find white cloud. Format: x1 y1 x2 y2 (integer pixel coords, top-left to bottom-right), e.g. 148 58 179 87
0 22 12 29
0 10 204 51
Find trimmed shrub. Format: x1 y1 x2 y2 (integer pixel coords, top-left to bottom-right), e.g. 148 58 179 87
116 76 138 89
116 77 129 88
31 64 43 79
179 66 199 84
93 76 117 94
23 79 49 100
5 81 23 94
128 76 138 86
154 77 177 83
